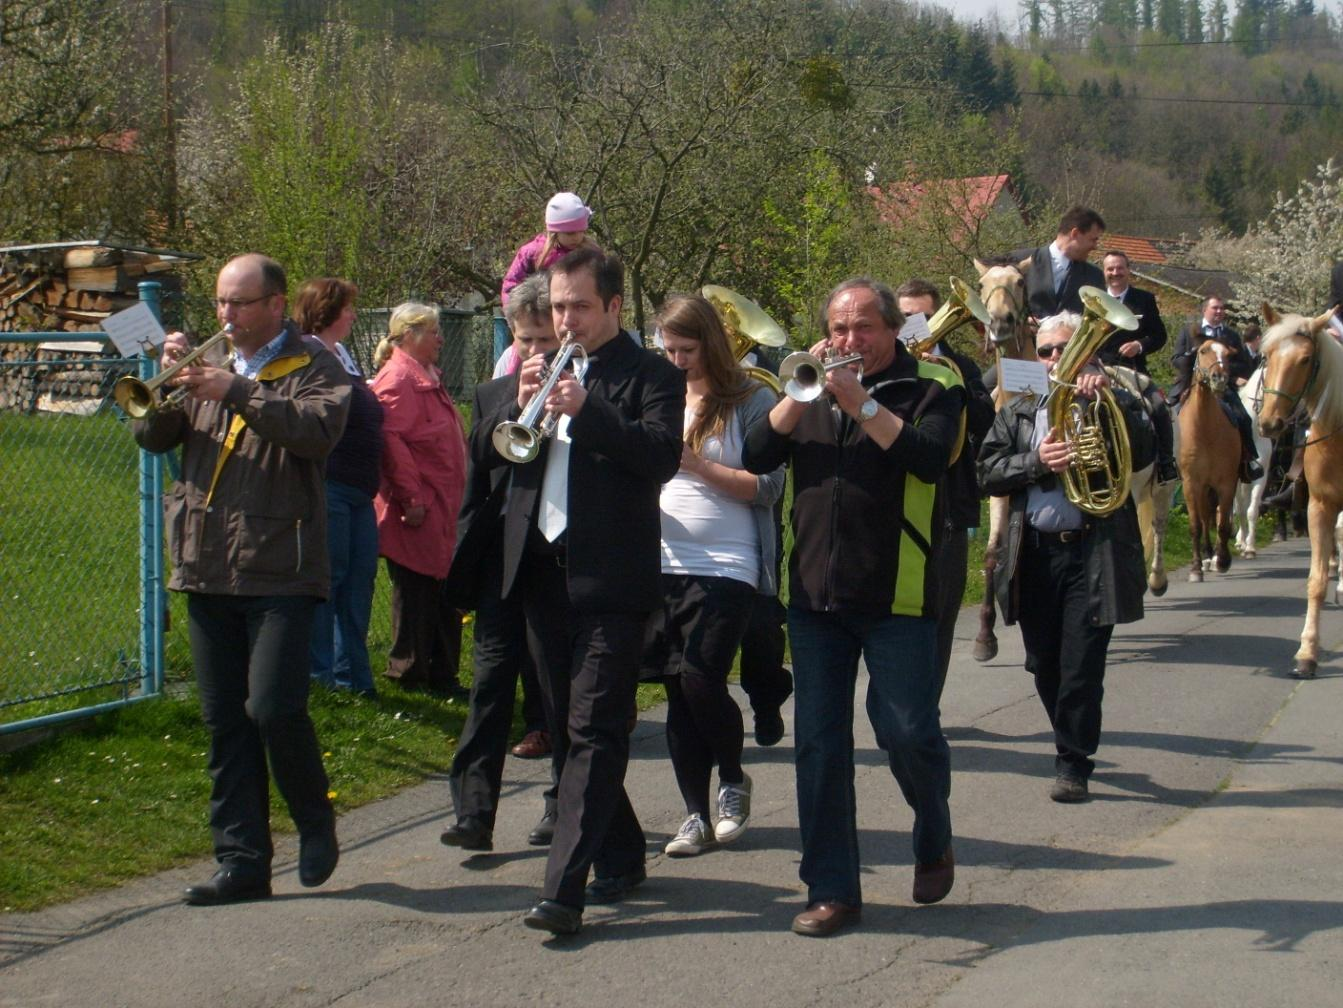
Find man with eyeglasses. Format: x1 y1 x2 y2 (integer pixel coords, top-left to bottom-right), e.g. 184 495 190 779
978 312 1153 804
133 253 352 905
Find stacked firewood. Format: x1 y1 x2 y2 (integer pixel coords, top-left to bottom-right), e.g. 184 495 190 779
0 243 191 414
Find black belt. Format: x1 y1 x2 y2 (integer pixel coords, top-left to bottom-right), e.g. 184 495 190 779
1027 527 1085 547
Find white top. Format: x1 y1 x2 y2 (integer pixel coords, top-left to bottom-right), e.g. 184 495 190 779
659 404 759 587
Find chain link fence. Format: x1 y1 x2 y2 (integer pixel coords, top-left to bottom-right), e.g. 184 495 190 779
0 337 159 732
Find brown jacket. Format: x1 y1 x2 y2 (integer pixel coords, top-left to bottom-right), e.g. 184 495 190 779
133 325 352 598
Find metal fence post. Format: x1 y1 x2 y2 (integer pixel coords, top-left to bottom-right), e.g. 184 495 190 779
137 282 166 700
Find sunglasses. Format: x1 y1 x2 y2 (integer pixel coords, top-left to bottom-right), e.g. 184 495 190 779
1036 342 1066 357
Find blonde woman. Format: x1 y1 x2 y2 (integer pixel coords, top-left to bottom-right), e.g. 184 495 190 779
371 303 468 696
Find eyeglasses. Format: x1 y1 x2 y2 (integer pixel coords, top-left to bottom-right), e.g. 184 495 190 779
1037 342 1066 357
214 293 274 310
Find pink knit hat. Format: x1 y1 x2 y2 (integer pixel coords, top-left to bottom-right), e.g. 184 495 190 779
545 192 593 233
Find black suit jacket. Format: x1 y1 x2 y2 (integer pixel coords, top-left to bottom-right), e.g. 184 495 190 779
1169 321 1250 400
1097 285 1167 375
935 343 995 530
1024 244 1104 319
499 331 685 613
443 375 519 609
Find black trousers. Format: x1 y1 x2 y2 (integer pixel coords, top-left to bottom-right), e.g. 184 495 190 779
448 550 528 831
1014 535 1114 780
384 557 462 690
187 592 333 873
738 593 793 714
932 523 969 701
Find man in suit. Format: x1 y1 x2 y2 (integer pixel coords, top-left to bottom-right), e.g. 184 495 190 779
1098 250 1177 483
895 279 996 700
1024 206 1106 321
1169 295 1263 482
509 248 685 935
440 273 562 853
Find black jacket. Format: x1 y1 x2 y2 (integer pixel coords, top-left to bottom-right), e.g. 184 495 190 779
1024 245 1105 320
497 332 685 613
977 386 1154 628
1096 285 1167 376
742 345 963 618
1169 321 1251 401
934 343 995 530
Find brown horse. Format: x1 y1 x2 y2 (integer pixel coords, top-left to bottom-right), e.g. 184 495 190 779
1257 306 1343 678
969 256 1033 661
1177 339 1241 581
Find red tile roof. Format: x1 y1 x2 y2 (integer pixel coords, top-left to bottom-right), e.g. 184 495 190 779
1100 235 1166 264
869 174 1017 230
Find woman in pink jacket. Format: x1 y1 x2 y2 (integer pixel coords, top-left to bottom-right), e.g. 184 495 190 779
494 191 599 377
371 302 468 697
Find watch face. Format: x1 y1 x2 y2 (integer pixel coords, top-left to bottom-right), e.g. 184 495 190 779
860 399 878 422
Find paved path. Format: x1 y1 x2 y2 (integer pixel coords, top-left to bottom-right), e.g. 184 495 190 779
3 537 1341 1008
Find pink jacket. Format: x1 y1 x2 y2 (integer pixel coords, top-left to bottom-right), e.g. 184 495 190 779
370 348 467 579
500 233 567 305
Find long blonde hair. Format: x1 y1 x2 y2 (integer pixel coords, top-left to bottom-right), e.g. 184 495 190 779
374 301 438 370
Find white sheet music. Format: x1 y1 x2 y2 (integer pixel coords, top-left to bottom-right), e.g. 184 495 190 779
103 303 166 358
899 312 932 348
1000 358 1050 396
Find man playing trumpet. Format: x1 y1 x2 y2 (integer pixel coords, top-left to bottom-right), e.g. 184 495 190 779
132 253 351 905
743 278 963 937
977 312 1153 804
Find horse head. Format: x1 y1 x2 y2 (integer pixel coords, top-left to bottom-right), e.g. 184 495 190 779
973 257 1031 360
1258 305 1336 439
1194 338 1233 395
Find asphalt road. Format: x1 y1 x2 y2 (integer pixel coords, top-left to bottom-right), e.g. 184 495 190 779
2 536 1340 1008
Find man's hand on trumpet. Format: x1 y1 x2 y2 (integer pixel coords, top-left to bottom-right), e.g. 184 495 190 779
544 373 587 418
169 362 235 402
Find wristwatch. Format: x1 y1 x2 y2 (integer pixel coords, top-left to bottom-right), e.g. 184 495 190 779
856 398 879 424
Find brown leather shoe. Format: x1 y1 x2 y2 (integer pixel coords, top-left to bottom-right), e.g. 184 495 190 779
912 846 954 905
791 901 861 937
511 730 551 759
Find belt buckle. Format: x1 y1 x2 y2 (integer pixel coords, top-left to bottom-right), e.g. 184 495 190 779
1059 529 1080 543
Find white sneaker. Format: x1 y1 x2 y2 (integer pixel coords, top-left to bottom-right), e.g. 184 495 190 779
665 813 714 857
714 772 752 844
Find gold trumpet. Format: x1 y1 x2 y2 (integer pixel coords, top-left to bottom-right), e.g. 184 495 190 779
702 285 787 395
492 332 589 463
1047 286 1138 516
778 348 865 402
113 324 235 419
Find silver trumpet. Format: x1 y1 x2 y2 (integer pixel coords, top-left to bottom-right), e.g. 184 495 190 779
778 348 865 402
492 333 589 463
112 324 235 419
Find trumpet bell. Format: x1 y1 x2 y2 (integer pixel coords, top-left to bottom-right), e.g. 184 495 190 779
492 421 541 463
779 351 827 402
112 375 157 419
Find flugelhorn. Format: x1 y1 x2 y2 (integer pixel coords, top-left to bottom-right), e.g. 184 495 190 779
1046 286 1137 516
778 348 864 402
113 324 235 419
492 332 589 463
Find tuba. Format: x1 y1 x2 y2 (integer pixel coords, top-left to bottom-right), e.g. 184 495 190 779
1046 286 1137 517
701 285 786 395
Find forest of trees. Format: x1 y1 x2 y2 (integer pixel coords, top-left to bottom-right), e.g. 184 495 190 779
2 0 1340 332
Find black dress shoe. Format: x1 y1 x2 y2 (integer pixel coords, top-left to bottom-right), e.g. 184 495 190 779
184 866 272 906
299 826 340 887
523 899 582 935
1156 458 1180 484
585 865 646 905
440 820 493 851
753 706 785 747
528 809 556 847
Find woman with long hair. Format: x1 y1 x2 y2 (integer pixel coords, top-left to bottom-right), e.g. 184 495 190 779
648 294 785 856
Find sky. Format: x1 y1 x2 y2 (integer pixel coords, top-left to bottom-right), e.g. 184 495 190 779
931 0 1017 29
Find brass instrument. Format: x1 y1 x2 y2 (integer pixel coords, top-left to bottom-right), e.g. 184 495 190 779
112 324 235 419
906 276 990 465
702 285 786 395
492 332 589 463
778 348 865 402
1046 286 1138 516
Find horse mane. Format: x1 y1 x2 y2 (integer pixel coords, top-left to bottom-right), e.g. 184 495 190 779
977 253 1023 270
1262 313 1343 431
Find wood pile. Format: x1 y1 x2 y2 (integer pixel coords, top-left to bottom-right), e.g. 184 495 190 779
0 242 194 414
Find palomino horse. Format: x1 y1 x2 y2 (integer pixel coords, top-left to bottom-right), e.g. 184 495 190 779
1256 306 1343 678
969 256 1033 662
1232 365 1273 557
1178 339 1241 580
1104 365 1177 594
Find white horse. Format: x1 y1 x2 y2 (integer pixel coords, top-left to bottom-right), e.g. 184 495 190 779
1233 365 1273 557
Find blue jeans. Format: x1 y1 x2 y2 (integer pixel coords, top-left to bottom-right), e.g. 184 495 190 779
787 606 952 907
310 481 379 693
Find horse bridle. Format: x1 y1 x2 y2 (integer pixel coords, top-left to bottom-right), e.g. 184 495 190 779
1260 328 1341 446
980 281 1030 358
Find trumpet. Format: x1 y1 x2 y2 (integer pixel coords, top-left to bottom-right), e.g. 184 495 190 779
778 348 864 402
492 333 589 463
113 324 235 419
